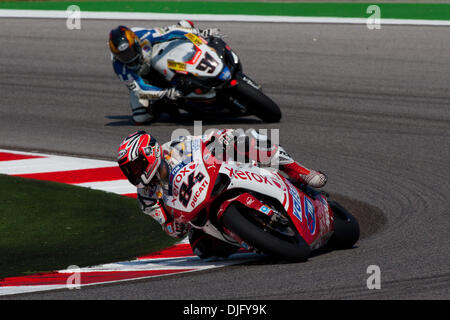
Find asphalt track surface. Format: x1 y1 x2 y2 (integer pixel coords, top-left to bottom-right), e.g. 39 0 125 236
0 18 449 300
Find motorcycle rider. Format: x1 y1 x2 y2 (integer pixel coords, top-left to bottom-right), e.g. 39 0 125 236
108 20 221 124
117 129 327 259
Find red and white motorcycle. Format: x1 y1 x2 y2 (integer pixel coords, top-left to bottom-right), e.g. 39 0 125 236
164 138 360 261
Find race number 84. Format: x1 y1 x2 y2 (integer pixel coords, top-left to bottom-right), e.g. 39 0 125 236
179 172 205 207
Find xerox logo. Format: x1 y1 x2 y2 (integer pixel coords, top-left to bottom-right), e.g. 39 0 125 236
304 197 316 235
286 180 302 222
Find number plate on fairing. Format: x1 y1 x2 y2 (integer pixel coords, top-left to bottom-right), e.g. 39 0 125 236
165 140 210 213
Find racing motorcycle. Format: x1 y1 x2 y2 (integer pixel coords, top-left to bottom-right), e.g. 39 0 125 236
147 33 282 123
164 138 360 262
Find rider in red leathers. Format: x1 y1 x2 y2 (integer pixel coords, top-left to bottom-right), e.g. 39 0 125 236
117 129 327 258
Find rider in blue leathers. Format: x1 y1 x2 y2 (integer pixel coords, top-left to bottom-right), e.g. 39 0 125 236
109 21 220 124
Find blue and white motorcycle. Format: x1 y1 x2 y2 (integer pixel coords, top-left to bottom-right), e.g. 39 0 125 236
150 33 281 123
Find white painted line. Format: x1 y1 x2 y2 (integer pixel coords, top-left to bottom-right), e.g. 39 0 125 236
75 179 137 195
0 148 116 175
0 285 68 296
0 156 115 175
0 252 259 296
59 253 257 273
0 148 47 157
0 9 449 26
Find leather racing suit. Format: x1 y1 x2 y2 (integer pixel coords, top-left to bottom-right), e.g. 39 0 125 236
111 21 220 124
136 129 327 259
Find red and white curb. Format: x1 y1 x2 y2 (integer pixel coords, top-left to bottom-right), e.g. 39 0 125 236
0 149 257 296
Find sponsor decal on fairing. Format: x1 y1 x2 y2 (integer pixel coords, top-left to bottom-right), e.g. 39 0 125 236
285 180 303 223
304 197 316 235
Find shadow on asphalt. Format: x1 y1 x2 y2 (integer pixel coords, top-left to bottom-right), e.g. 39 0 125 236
104 113 263 127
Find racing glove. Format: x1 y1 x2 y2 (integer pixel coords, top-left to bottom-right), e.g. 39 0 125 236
199 28 222 38
138 195 168 224
164 220 188 238
139 195 187 238
176 20 221 38
164 88 183 100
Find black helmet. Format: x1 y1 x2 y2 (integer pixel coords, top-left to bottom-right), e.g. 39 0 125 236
109 25 143 66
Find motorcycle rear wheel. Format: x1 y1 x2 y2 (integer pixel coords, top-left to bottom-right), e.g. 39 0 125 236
221 203 310 262
230 78 282 123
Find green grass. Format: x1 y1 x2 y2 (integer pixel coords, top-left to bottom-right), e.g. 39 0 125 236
0 174 177 278
0 1 450 20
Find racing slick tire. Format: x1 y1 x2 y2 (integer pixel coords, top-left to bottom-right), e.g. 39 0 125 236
230 76 282 123
221 203 310 262
327 201 360 249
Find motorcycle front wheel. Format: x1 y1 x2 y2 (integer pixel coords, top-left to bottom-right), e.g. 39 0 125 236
221 203 310 262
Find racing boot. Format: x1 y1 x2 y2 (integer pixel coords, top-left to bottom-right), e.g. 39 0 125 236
282 161 327 188
276 146 327 188
218 129 327 188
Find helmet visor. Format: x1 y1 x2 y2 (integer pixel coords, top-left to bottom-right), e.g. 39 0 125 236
120 156 149 185
116 42 140 65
